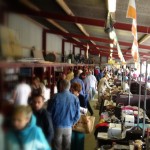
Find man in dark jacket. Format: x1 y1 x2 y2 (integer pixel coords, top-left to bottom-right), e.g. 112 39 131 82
31 94 54 144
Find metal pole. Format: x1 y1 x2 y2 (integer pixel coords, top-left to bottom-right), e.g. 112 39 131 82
128 64 131 105
137 61 142 127
143 61 148 138
122 66 125 84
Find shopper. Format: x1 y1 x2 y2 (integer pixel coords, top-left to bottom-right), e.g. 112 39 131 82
79 72 86 81
133 68 139 81
99 69 104 80
70 82 87 150
79 71 94 116
84 70 97 100
94 67 100 81
31 94 54 143
66 68 74 81
32 77 46 97
71 70 85 96
5 105 51 150
50 79 80 150
98 73 111 101
57 73 66 93
13 76 31 105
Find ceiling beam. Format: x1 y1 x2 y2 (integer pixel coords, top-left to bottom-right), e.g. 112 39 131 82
45 29 150 50
64 39 149 56
89 47 139 57
62 37 149 59
8 7 150 34
63 39 132 58
56 0 98 50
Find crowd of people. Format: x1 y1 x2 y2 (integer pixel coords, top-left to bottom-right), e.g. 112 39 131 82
1 66 120 150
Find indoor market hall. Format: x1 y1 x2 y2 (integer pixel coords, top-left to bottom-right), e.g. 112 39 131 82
0 0 150 150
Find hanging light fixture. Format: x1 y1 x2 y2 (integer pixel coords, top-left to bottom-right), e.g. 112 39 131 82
113 38 117 45
110 49 113 52
109 30 115 40
110 43 114 48
108 0 116 12
110 53 113 57
86 44 89 59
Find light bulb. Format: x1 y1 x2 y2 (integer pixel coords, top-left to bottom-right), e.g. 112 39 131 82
110 43 114 48
109 31 115 40
110 49 113 52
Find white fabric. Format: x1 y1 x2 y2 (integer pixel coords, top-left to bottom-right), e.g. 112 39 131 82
80 107 88 114
98 77 111 94
87 74 97 88
147 82 150 89
122 82 129 92
54 85 58 94
44 88 50 102
14 83 31 105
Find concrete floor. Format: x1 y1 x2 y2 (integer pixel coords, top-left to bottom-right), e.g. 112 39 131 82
84 99 99 150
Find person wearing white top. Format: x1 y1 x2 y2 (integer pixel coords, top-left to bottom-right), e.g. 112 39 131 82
97 73 111 101
13 77 31 105
147 82 150 89
87 71 97 100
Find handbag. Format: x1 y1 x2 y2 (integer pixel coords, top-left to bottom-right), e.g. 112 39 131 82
73 115 95 134
126 126 143 140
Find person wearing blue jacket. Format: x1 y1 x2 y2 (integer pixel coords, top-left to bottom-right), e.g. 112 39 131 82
50 79 80 150
71 70 85 96
5 105 51 150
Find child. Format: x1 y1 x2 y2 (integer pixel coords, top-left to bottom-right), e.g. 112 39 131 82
31 94 54 143
5 105 51 150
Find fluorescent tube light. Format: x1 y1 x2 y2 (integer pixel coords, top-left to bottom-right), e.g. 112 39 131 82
108 0 116 12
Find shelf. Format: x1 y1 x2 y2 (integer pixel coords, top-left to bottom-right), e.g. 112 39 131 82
0 61 98 68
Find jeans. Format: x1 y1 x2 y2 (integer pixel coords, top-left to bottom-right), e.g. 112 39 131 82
89 87 96 100
53 128 72 150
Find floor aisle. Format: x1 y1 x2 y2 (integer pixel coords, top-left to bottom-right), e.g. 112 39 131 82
84 99 99 150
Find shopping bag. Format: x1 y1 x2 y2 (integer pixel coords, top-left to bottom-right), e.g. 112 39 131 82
73 115 95 134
